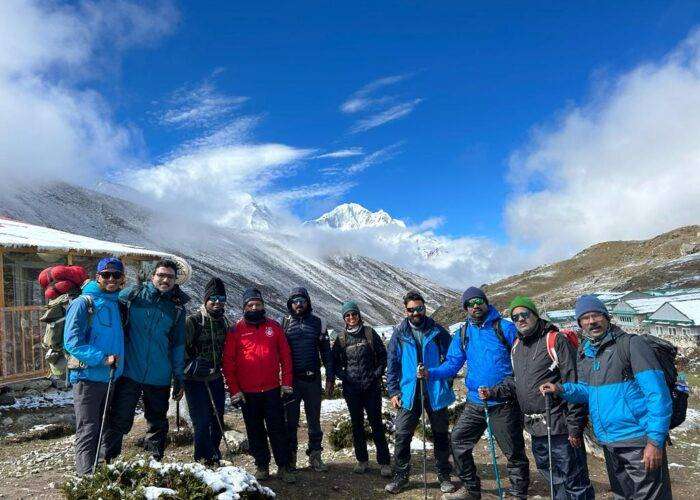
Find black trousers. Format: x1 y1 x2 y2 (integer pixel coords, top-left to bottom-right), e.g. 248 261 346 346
284 375 323 459
103 376 170 461
451 401 530 497
242 387 290 469
73 380 109 476
184 377 225 462
603 445 672 500
531 434 594 499
344 382 391 465
393 386 452 479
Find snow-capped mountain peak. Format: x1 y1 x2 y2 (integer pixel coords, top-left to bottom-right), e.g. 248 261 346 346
310 203 406 231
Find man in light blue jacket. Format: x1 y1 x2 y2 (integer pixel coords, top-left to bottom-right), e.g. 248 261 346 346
63 257 125 476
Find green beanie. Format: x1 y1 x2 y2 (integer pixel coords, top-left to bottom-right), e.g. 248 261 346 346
508 296 539 317
341 300 360 317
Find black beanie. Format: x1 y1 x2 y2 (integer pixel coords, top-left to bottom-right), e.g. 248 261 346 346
461 286 488 308
242 287 264 306
204 277 226 303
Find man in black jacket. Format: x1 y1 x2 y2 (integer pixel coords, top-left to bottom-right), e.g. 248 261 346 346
282 287 333 472
183 277 230 466
481 296 594 500
331 300 391 476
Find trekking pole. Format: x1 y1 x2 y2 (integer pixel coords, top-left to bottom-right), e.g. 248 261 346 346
545 393 555 500
176 400 181 433
93 363 116 475
480 386 503 500
205 379 233 458
418 364 427 500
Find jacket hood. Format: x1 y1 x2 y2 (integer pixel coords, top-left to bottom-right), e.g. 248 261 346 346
82 280 119 301
286 287 312 314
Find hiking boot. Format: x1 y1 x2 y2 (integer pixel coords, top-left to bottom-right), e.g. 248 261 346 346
280 466 296 484
385 475 409 494
380 464 392 477
203 458 220 468
254 466 270 481
442 486 481 500
309 450 328 472
288 453 297 472
353 461 369 474
439 474 456 493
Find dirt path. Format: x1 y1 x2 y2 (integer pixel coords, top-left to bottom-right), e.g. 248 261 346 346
0 401 698 499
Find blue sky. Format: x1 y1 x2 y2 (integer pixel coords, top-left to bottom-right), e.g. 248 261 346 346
2 1 700 285
102 1 700 242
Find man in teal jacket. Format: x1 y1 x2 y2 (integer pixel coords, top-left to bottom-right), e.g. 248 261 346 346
63 257 125 476
103 259 189 462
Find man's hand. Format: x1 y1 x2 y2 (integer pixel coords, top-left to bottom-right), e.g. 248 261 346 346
171 379 184 401
324 379 335 398
539 382 561 397
390 395 402 409
103 354 119 367
478 387 491 401
231 391 244 409
281 385 293 396
642 442 663 471
568 436 583 448
416 364 428 380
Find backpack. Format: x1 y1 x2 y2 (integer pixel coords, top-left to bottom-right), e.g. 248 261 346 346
338 325 377 367
512 328 579 371
459 318 511 352
39 294 94 377
616 333 687 430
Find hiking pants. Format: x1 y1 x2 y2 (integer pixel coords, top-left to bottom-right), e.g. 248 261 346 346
451 401 530 497
242 387 290 469
284 374 323 460
344 382 390 465
531 434 594 499
102 376 170 461
603 445 672 500
73 380 110 476
184 377 225 462
392 386 452 479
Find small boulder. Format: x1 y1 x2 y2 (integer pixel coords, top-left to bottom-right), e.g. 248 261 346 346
223 429 249 453
0 393 16 407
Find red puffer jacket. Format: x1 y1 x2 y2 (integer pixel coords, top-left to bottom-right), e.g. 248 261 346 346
222 317 293 395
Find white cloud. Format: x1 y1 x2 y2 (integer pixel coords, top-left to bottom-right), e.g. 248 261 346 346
340 74 409 113
350 98 423 133
159 79 248 128
347 143 403 174
506 29 700 261
316 148 364 159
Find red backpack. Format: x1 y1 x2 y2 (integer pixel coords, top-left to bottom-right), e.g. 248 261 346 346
38 265 88 301
513 328 579 371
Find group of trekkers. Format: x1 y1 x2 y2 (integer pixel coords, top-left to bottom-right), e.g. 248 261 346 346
62 257 674 499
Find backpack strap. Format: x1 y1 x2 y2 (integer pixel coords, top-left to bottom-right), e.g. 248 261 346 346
459 323 468 352
492 318 512 352
615 332 633 380
363 325 377 367
282 315 291 333
545 331 559 371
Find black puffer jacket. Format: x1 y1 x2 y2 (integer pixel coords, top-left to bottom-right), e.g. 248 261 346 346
184 307 230 381
283 287 332 379
332 324 387 393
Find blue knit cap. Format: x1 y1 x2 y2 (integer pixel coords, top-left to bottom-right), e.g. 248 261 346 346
574 294 609 321
461 286 488 308
341 300 360 317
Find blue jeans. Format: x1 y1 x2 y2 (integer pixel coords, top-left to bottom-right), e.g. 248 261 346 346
184 377 225 461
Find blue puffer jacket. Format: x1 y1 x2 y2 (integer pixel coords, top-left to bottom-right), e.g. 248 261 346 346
386 317 455 411
429 306 516 405
561 326 672 448
120 282 189 387
64 281 125 384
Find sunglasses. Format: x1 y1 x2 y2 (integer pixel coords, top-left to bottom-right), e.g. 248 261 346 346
511 310 532 322
343 311 359 318
291 298 308 305
155 272 176 280
466 297 486 307
99 271 123 280
406 305 426 314
208 295 226 303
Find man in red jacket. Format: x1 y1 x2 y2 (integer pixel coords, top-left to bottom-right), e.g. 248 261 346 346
222 288 296 483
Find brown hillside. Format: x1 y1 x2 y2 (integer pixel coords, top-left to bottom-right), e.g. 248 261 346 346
433 225 700 325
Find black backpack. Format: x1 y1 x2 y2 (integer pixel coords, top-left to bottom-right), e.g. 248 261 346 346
617 333 687 430
338 325 377 366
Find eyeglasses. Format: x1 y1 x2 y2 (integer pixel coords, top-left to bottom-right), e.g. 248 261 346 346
579 312 606 322
99 271 123 280
155 272 176 280
406 305 426 314
466 297 486 307
511 310 531 322
291 298 308 306
208 295 226 303
343 311 359 319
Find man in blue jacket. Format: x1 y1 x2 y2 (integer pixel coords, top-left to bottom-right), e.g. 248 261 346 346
385 290 456 495
63 256 125 476
427 287 529 499
541 295 672 499
103 259 190 462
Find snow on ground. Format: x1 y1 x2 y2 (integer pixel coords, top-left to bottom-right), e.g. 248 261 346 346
319 398 348 415
671 408 700 434
410 437 433 451
6 389 74 410
143 486 177 499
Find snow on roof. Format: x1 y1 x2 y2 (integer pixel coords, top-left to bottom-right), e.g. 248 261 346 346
624 292 700 315
0 217 170 259
668 299 700 325
594 291 628 303
545 309 576 320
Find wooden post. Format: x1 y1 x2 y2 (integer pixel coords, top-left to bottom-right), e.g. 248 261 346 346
0 250 5 309
0 250 4 379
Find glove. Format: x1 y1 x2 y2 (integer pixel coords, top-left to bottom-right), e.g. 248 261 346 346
171 379 184 401
281 385 293 395
281 386 295 406
231 391 244 409
185 357 213 378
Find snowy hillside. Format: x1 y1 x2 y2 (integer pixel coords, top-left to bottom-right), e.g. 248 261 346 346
0 183 457 329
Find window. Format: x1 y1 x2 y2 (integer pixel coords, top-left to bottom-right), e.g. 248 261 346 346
669 327 677 335
682 328 690 335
